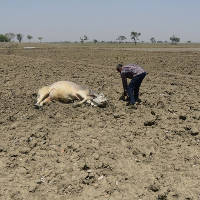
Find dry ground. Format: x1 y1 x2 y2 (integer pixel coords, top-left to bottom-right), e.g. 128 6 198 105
0 43 200 200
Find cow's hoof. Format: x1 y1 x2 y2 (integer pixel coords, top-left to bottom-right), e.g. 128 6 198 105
72 104 80 108
34 104 41 109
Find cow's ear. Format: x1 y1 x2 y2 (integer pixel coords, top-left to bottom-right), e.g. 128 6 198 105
90 94 97 98
90 93 98 98
89 90 98 97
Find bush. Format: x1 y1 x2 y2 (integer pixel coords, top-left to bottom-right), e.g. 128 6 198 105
0 34 9 42
170 35 180 44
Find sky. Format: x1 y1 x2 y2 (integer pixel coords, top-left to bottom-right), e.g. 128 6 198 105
1 0 200 42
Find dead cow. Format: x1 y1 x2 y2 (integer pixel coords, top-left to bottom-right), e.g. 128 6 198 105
34 81 107 108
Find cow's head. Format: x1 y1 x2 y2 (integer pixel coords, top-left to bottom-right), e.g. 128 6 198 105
87 92 107 107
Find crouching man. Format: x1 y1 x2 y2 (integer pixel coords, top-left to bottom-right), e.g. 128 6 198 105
116 63 147 107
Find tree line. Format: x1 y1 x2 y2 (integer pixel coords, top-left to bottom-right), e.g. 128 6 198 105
0 33 43 43
116 32 182 45
0 31 185 45
82 32 183 45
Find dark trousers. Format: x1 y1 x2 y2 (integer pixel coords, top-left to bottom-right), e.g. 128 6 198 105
127 72 146 104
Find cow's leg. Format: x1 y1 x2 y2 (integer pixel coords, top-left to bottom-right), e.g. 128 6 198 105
39 96 52 106
73 93 88 107
37 96 45 105
73 98 87 107
38 89 54 106
35 86 50 105
74 94 81 100
35 94 49 108
77 98 87 105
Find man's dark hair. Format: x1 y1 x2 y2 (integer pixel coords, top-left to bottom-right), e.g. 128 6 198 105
116 63 123 71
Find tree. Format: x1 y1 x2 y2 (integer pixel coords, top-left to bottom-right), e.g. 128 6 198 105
130 31 141 45
5 33 15 42
116 35 127 43
38 37 43 43
16 33 23 43
0 34 9 42
170 35 180 44
93 39 98 44
27 35 33 42
150 37 156 44
80 35 88 43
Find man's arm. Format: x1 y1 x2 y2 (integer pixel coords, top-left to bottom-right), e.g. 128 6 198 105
121 73 128 95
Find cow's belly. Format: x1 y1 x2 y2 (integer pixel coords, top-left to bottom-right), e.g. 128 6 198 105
51 88 76 99
49 86 77 101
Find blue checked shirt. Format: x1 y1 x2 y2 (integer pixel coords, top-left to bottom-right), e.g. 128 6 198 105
121 64 146 92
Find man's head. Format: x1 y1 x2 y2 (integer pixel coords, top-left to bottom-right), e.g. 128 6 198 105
116 64 123 72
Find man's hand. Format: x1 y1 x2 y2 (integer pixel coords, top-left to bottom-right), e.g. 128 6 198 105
123 91 127 97
119 95 125 101
119 91 127 101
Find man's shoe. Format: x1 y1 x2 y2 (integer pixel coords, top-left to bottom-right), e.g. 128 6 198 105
119 95 126 101
136 98 142 103
128 104 137 109
126 102 137 109
126 97 130 102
